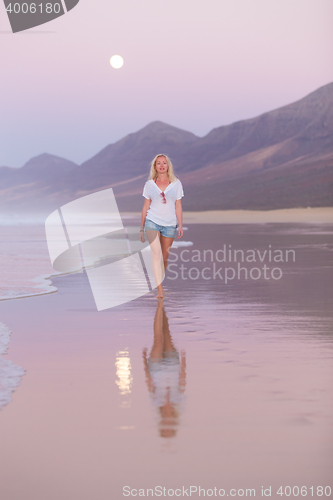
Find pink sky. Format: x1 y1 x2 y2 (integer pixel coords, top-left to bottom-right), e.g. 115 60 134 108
1 0 332 167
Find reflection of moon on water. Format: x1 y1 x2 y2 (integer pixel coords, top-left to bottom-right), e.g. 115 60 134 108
0 323 26 411
110 55 124 69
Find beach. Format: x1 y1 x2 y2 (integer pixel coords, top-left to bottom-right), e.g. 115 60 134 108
0 213 332 499
122 207 333 224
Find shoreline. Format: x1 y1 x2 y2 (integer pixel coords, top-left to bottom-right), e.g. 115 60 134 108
122 207 333 224
1 207 333 226
1 208 332 305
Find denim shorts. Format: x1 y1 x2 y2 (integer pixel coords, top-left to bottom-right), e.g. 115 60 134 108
145 219 178 238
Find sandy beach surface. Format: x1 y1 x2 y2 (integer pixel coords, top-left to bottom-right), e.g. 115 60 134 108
0 219 332 500
1 207 332 227
121 207 333 224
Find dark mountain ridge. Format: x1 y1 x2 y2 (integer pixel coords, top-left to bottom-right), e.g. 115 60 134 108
1 82 332 213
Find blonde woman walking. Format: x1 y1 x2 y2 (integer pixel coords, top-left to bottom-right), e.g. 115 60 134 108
140 154 184 298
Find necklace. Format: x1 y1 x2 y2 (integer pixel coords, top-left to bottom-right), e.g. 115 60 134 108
154 178 170 203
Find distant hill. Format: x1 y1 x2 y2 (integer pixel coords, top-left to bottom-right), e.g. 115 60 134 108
1 82 333 214
0 153 78 188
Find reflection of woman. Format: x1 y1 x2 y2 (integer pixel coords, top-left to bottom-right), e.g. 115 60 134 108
142 300 186 438
140 154 184 298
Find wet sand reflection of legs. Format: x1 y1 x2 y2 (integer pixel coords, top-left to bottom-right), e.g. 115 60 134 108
149 299 178 361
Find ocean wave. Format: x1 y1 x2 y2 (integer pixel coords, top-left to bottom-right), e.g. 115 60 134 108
171 240 194 248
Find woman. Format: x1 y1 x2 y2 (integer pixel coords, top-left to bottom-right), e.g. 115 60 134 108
140 154 184 298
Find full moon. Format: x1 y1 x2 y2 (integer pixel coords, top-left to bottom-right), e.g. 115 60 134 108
110 55 124 69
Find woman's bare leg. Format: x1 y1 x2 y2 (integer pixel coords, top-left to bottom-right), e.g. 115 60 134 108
145 229 165 298
156 236 174 297
160 236 175 271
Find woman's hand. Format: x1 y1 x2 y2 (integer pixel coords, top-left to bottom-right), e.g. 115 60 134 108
177 227 184 238
140 230 145 243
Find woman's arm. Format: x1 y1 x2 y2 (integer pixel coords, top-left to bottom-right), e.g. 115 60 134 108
141 198 151 228
140 198 151 241
175 199 183 238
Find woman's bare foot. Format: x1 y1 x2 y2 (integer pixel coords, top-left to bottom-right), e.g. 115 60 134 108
156 285 164 298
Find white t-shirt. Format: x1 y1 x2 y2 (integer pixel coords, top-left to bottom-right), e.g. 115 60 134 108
143 179 184 226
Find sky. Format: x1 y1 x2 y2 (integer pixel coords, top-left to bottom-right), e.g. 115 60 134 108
1 0 333 168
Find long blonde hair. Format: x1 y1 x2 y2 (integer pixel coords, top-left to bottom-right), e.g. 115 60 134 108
148 154 177 182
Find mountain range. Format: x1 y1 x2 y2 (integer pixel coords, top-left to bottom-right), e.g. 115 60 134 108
1 82 333 214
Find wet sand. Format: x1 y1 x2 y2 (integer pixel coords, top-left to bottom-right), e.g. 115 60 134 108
0 224 59 300
0 222 332 499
